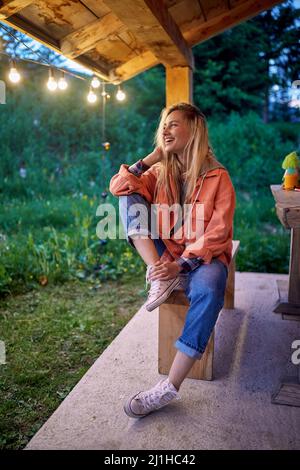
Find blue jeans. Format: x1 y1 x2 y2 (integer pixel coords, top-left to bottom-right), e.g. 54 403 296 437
119 193 228 359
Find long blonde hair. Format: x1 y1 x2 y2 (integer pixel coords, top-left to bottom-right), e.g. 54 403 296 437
154 102 212 205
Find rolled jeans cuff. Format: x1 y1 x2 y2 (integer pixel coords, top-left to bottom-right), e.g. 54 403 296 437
174 339 203 360
119 194 158 247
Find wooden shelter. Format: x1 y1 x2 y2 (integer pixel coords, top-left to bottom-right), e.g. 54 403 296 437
1 0 283 106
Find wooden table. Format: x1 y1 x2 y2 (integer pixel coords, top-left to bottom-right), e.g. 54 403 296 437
270 185 300 318
270 185 300 407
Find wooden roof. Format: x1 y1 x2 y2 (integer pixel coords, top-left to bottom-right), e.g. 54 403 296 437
0 0 283 83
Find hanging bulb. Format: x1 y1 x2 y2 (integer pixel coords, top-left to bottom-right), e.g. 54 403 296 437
101 82 107 98
47 68 57 91
91 76 101 88
87 86 97 103
58 72 68 90
106 94 111 100
116 85 126 101
102 142 110 151
8 60 21 83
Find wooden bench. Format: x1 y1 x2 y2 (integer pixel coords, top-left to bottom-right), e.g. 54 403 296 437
158 240 240 381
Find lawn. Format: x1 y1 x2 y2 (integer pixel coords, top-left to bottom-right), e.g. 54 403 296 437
0 275 146 449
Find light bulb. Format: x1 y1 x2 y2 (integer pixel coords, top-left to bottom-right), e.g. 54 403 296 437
58 73 68 90
87 89 97 103
91 76 100 88
47 69 57 91
116 86 126 101
47 77 57 91
8 61 21 83
9 67 21 83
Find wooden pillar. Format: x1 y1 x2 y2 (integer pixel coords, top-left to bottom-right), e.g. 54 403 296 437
165 65 193 107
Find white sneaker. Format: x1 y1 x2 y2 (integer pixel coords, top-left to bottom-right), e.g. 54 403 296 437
174 273 188 291
124 378 180 418
145 265 181 311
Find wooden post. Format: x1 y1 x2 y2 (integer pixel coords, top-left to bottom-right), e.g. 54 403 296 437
165 65 193 107
158 290 214 381
288 228 300 305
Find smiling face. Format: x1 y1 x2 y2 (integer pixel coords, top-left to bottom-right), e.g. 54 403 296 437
162 110 191 159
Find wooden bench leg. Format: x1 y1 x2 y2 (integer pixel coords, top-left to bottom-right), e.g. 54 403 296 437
158 296 214 381
224 258 235 309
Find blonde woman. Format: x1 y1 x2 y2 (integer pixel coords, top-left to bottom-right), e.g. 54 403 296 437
110 103 236 418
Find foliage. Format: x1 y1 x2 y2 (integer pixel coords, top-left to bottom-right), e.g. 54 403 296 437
0 108 298 296
193 0 300 121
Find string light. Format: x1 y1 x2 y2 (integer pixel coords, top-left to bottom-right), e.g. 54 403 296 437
116 85 126 101
87 86 97 103
47 68 57 91
58 71 68 90
8 59 21 83
91 76 100 88
101 83 107 97
0 25 129 103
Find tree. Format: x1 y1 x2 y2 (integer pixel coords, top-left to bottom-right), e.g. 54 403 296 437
193 0 300 121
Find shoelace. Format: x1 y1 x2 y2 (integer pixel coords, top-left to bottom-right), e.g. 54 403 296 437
136 382 179 411
148 279 169 297
146 265 176 295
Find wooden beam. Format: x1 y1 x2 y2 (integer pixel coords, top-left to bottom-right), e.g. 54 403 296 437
0 0 32 20
185 0 284 46
60 12 125 60
103 0 193 68
166 66 193 107
113 50 159 83
1 15 112 81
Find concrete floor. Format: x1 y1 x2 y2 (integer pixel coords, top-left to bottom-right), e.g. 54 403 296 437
26 272 300 450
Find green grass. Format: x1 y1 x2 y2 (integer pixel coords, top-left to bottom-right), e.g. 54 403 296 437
0 275 146 450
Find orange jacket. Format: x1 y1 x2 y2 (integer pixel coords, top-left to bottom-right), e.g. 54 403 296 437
109 155 236 267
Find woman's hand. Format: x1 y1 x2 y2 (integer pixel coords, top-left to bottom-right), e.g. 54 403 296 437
148 260 181 281
143 147 163 167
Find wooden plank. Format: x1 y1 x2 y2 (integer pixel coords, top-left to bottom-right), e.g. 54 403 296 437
103 0 193 68
271 377 300 407
114 50 159 82
93 34 138 65
224 258 235 309
271 184 300 207
199 0 228 21
183 0 284 46
31 0 96 30
275 277 300 320
60 13 125 59
166 65 193 107
158 300 214 380
289 229 300 304
168 0 205 38
276 207 300 229
0 0 33 20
